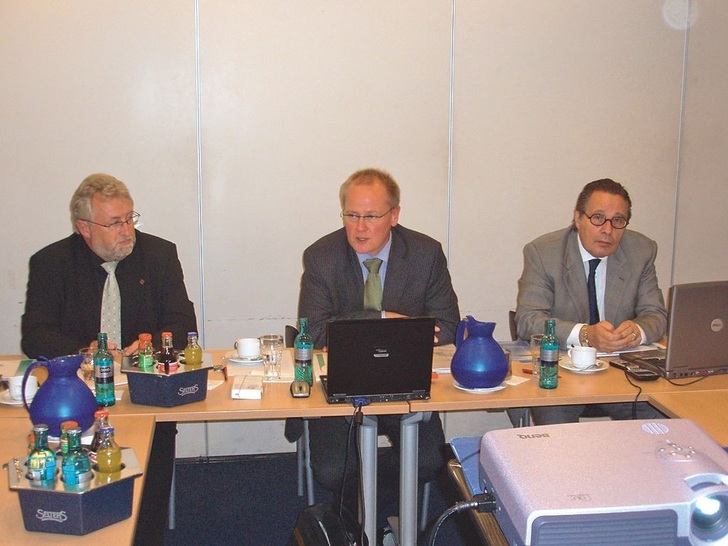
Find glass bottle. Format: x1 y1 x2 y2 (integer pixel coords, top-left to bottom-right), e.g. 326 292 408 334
95 426 123 474
93 332 116 406
138 332 155 372
90 408 111 456
58 420 79 456
27 423 57 484
294 318 313 386
539 319 560 389
158 331 178 374
184 331 203 369
62 427 92 485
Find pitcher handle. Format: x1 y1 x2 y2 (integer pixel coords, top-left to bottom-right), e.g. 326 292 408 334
22 356 47 412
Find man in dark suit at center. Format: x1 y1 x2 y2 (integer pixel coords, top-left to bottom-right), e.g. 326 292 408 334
298 167 460 519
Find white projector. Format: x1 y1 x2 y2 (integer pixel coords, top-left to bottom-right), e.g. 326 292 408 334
478 419 728 546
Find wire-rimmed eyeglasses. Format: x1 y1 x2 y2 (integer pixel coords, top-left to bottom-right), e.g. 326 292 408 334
584 212 629 230
80 212 140 231
340 207 394 224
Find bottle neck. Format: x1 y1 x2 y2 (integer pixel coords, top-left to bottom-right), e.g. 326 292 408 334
98 334 108 350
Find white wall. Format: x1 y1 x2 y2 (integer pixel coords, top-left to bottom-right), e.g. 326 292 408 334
2 1 726 455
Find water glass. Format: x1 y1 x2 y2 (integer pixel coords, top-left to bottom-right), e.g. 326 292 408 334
260 334 284 381
79 347 95 381
529 334 543 378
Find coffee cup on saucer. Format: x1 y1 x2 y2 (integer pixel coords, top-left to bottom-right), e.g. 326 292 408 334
9 374 38 402
234 338 260 360
568 346 597 369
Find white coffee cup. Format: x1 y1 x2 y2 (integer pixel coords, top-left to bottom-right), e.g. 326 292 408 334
568 346 598 369
9 375 39 402
234 338 260 360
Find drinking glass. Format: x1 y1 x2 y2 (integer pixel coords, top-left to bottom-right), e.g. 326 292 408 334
79 347 95 382
260 334 284 381
529 334 543 378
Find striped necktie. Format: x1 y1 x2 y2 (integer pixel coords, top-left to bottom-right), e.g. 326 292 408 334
363 258 383 312
101 261 122 347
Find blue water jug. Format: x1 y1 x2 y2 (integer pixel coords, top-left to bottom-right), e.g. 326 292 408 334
451 316 508 389
23 354 98 437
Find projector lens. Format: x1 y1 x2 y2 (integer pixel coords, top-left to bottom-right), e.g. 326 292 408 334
691 493 728 542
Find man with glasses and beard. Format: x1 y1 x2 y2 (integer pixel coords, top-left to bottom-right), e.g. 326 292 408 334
21 172 196 359
515 178 668 424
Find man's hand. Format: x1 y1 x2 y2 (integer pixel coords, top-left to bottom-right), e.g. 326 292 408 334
587 320 642 353
383 311 441 345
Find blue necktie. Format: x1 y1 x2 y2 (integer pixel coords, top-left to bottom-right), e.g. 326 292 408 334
587 258 601 325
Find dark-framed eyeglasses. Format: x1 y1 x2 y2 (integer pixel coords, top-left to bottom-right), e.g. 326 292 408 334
80 212 140 231
340 207 395 224
584 212 629 230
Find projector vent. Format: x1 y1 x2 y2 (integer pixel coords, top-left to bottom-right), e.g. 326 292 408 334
532 509 677 546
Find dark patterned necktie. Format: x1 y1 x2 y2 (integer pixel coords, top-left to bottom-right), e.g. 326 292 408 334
363 258 383 312
587 258 601 325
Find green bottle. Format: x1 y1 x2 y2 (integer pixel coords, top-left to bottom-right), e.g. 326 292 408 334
61 427 92 485
27 423 57 484
539 319 560 389
94 332 116 406
294 318 313 386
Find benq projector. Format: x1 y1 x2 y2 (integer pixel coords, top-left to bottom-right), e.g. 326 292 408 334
478 419 728 546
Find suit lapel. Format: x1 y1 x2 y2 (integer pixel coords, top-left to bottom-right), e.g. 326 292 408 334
381 228 408 310
563 229 590 321
604 244 630 323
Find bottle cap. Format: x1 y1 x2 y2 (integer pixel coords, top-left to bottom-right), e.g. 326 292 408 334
94 409 110 419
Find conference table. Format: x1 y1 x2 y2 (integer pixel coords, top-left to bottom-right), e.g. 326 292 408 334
0 351 407 545
0 414 156 546
4 348 728 546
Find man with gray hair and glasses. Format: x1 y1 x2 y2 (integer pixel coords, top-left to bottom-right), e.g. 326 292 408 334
21 172 197 359
515 178 668 424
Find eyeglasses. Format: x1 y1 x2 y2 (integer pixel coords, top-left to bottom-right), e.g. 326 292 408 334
340 207 394 224
81 212 140 231
584 212 629 230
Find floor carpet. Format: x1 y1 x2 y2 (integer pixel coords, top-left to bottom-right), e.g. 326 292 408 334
164 448 482 546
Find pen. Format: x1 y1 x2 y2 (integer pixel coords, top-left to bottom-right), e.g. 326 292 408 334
522 368 561 378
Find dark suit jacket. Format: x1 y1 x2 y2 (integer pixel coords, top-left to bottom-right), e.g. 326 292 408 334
515 226 667 347
298 224 460 349
21 231 197 358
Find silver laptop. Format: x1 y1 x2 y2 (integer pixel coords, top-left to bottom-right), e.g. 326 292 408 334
321 316 435 404
620 280 728 378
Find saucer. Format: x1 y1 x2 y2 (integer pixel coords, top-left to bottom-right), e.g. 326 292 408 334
559 358 608 374
453 380 505 394
225 351 264 365
0 390 30 406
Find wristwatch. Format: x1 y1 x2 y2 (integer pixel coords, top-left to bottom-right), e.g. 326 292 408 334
579 324 591 347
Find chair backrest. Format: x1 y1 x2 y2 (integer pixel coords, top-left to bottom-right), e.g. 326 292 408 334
285 325 298 348
508 310 518 341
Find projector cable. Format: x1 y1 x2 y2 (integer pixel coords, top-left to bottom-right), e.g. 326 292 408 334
427 492 496 546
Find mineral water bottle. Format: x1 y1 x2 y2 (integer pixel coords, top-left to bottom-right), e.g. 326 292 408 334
184 331 203 369
96 426 122 474
138 332 155 372
90 409 111 462
94 332 116 406
61 427 92 485
539 319 560 389
27 423 57 484
294 318 313 386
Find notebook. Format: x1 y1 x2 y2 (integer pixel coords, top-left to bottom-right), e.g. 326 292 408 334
620 280 728 379
321 316 435 404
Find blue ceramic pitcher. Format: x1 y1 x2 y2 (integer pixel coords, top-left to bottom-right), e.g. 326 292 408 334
23 354 98 437
451 316 508 389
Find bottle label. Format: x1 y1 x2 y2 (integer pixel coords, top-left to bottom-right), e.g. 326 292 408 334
294 347 312 363
540 348 559 362
95 361 114 382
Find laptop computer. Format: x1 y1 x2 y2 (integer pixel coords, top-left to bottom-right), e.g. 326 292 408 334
620 280 728 379
321 316 435 404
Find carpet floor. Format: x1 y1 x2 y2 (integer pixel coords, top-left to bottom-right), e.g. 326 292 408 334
164 448 482 546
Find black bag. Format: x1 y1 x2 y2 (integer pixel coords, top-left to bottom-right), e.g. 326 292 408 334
289 502 368 546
